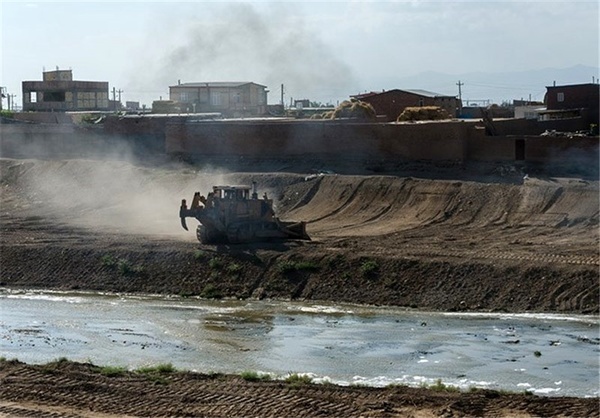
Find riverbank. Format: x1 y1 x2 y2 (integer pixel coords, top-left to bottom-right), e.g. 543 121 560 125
0 359 597 418
0 157 598 313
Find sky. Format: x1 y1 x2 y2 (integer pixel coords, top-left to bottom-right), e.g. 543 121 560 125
1 0 599 108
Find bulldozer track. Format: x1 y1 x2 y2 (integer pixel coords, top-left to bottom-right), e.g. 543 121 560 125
393 244 599 266
0 371 379 417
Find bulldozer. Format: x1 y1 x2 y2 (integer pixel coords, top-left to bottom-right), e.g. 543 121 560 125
179 183 310 244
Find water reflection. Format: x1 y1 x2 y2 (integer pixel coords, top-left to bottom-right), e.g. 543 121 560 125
0 289 598 397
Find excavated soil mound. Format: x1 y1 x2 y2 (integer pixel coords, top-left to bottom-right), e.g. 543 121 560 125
0 157 598 313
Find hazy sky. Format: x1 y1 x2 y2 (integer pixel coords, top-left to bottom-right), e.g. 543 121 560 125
1 0 598 107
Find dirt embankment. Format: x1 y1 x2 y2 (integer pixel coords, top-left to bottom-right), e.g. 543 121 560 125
1 359 598 418
0 158 598 313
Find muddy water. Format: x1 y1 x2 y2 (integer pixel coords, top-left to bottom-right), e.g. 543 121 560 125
1 289 598 397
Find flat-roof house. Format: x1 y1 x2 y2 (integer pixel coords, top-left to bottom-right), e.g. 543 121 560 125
541 83 599 125
169 81 268 118
22 69 109 112
351 89 460 121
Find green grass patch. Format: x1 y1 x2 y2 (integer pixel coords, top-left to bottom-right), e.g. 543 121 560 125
193 249 209 260
226 263 243 274
201 284 222 299
101 254 116 267
96 365 128 377
136 363 176 375
360 259 379 277
240 370 271 382
101 255 143 276
284 373 313 385
426 378 461 392
209 257 223 270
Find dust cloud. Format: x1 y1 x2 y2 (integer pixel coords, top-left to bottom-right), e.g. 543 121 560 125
3 156 236 241
128 3 357 104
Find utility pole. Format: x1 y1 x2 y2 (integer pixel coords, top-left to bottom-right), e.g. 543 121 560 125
456 80 464 116
0 87 6 111
8 94 17 111
117 89 123 103
280 84 284 108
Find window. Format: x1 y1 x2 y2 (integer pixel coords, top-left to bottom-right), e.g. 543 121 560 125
30 92 37 103
557 92 564 102
44 91 66 102
180 91 190 102
211 93 221 106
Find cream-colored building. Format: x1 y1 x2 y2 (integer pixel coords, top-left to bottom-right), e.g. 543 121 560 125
169 81 267 117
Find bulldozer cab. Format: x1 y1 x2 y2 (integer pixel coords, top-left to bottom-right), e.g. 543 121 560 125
213 186 251 201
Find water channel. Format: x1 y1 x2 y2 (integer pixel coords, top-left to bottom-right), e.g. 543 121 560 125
1 289 598 397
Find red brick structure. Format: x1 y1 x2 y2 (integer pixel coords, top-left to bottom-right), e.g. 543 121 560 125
352 89 460 121
544 83 599 125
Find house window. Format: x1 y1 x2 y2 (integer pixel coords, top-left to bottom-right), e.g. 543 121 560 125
211 93 221 106
557 92 564 102
30 92 37 103
180 91 190 102
44 91 66 102
419 99 424 106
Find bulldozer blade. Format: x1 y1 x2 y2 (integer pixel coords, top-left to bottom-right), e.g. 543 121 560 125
180 199 189 230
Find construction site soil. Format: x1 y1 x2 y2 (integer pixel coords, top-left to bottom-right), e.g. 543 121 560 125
0 155 598 417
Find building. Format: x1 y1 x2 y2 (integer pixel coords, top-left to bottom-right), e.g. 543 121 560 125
168 81 268 117
22 69 109 112
351 89 460 121
541 83 599 125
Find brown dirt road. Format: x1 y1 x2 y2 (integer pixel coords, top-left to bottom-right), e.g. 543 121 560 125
0 157 599 417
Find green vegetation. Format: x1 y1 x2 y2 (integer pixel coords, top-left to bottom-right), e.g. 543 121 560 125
208 257 223 270
101 254 116 267
193 249 209 260
41 357 69 374
0 109 15 119
101 255 143 276
276 259 320 274
424 378 461 392
226 263 243 274
240 370 271 382
96 365 128 377
136 363 176 374
200 284 222 299
284 373 313 385
360 259 379 277
135 363 176 385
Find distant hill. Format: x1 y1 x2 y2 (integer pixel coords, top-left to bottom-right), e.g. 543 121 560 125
373 65 599 105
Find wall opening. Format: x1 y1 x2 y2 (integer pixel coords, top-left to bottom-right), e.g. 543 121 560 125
515 138 525 161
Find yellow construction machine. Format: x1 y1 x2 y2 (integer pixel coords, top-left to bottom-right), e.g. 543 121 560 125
179 183 310 244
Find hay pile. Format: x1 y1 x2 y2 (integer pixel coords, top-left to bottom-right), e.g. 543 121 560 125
323 100 377 121
397 106 450 122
